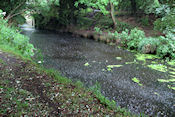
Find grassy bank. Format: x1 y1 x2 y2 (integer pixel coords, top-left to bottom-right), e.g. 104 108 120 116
0 49 139 116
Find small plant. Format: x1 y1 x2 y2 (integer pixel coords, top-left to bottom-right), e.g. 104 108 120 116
156 36 175 59
138 37 159 54
94 27 102 35
140 16 149 26
118 29 129 46
116 21 134 32
127 28 145 50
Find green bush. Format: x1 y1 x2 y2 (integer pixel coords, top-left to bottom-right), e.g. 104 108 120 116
0 10 35 57
94 27 103 34
116 21 134 32
154 13 175 34
127 28 145 50
105 26 175 59
154 5 175 35
138 37 159 54
118 29 129 46
156 35 175 59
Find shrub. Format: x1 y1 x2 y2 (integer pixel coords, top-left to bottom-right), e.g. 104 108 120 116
156 35 175 59
154 13 175 34
115 21 134 32
138 37 159 54
0 9 35 57
94 27 102 34
118 29 129 46
127 28 145 50
154 5 175 35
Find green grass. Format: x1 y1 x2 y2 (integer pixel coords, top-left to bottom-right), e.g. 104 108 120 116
0 44 32 61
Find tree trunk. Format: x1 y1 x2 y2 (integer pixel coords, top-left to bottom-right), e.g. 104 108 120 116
130 0 137 15
109 1 117 29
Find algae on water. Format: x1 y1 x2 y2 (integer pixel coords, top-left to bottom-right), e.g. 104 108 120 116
168 85 175 90
84 62 90 66
168 61 175 66
135 54 159 62
116 57 122 60
158 78 175 83
107 65 123 71
132 77 143 86
147 64 167 72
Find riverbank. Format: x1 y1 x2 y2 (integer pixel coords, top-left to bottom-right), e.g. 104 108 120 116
46 22 174 60
0 49 135 116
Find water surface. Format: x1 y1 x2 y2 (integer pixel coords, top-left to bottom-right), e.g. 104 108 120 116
22 24 175 116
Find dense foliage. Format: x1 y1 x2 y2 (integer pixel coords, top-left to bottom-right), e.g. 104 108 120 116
0 10 35 57
95 27 175 59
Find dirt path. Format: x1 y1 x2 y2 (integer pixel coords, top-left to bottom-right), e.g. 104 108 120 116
0 50 127 116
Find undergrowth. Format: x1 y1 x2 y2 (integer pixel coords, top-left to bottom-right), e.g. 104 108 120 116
0 9 35 58
95 27 175 60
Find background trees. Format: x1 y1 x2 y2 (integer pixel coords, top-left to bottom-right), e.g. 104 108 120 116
0 0 28 25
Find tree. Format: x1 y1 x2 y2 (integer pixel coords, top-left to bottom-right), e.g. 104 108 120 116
75 0 119 29
0 0 28 23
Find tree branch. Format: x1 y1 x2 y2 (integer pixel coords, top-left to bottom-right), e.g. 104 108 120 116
7 9 28 20
6 1 26 20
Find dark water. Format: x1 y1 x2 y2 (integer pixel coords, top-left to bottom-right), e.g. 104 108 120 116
21 24 175 116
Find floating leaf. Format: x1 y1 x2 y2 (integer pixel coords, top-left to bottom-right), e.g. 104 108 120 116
168 61 175 66
154 92 160 96
147 64 167 72
132 77 140 83
107 67 112 71
135 54 159 62
102 69 105 71
125 61 135 64
169 67 175 71
170 75 175 78
158 78 175 83
169 71 175 75
84 62 89 66
116 57 122 60
132 77 143 86
107 65 123 68
168 85 175 90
